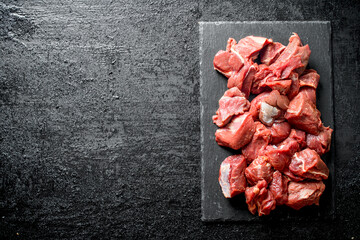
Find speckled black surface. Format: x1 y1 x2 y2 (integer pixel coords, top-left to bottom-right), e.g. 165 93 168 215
0 0 359 239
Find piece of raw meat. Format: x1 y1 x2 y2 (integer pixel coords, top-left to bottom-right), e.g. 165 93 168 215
249 92 271 120
227 62 257 98
231 36 273 60
297 87 317 105
306 125 333 155
269 33 311 79
264 129 304 171
285 92 322 135
286 181 326 210
219 155 247 198
259 102 281 126
215 112 255 150
287 73 300 100
299 69 320 89
269 171 290 205
268 122 291 144
245 180 276 216
212 87 250 127
260 42 286 65
245 156 274 185
289 148 329 180
213 50 244 78
242 121 272 163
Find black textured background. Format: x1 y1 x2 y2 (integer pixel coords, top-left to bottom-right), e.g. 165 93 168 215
0 0 359 239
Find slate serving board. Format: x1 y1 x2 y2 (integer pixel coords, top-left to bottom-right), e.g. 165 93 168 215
199 21 334 221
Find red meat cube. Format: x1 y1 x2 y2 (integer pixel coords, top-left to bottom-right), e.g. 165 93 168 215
306 125 333 155
299 69 320 89
269 171 289 205
232 36 273 60
286 181 326 210
285 92 322 135
245 156 274 185
215 112 255 150
212 87 250 127
242 121 272 163
219 154 247 198
268 122 291 144
245 180 276 216
289 148 329 180
259 42 286 65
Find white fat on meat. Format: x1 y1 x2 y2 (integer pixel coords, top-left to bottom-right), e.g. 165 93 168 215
219 162 231 198
259 102 280 126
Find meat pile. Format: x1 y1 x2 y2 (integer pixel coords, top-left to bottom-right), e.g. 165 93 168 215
214 33 333 216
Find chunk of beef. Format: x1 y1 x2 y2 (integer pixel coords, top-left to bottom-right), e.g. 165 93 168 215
264 79 292 95
288 128 307 149
259 102 281 126
219 154 247 198
306 125 333 155
299 69 320 89
264 90 290 111
285 92 322 135
231 36 273 60
269 33 311 79
249 92 270 120
227 62 256 98
260 42 286 65
298 87 317 105
269 171 289 205
213 50 244 78
265 129 304 171
252 64 272 94
286 181 326 210
212 87 250 127
287 73 300 100
245 156 274 185
282 167 305 182
242 122 272 163
268 122 291 144
289 148 329 180
245 180 276 216
215 112 255 150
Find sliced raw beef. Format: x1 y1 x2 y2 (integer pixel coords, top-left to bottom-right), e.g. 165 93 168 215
212 87 250 127
299 69 320 89
268 122 291 144
260 42 286 65
289 148 329 180
242 121 272 163
215 112 255 150
285 92 322 135
306 125 333 155
219 154 247 198
245 156 274 185
231 36 273 60
245 180 276 216
269 170 290 205
286 181 326 210
269 33 311 79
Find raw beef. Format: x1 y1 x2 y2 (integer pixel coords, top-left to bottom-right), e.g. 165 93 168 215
231 36 273 60
269 170 289 205
215 112 255 150
245 156 274 185
245 180 276 216
212 87 250 127
289 148 329 180
306 125 333 155
297 87 317 105
299 69 320 89
242 121 272 163
249 92 271 119
268 122 291 144
285 92 322 135
259 42 286 65
286 181 326 210
219 154 247 198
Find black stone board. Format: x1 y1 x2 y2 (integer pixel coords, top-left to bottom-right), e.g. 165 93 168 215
200 21 334 221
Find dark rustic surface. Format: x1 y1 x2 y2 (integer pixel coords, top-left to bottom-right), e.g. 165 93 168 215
0 0 359 239
200 22 334 221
